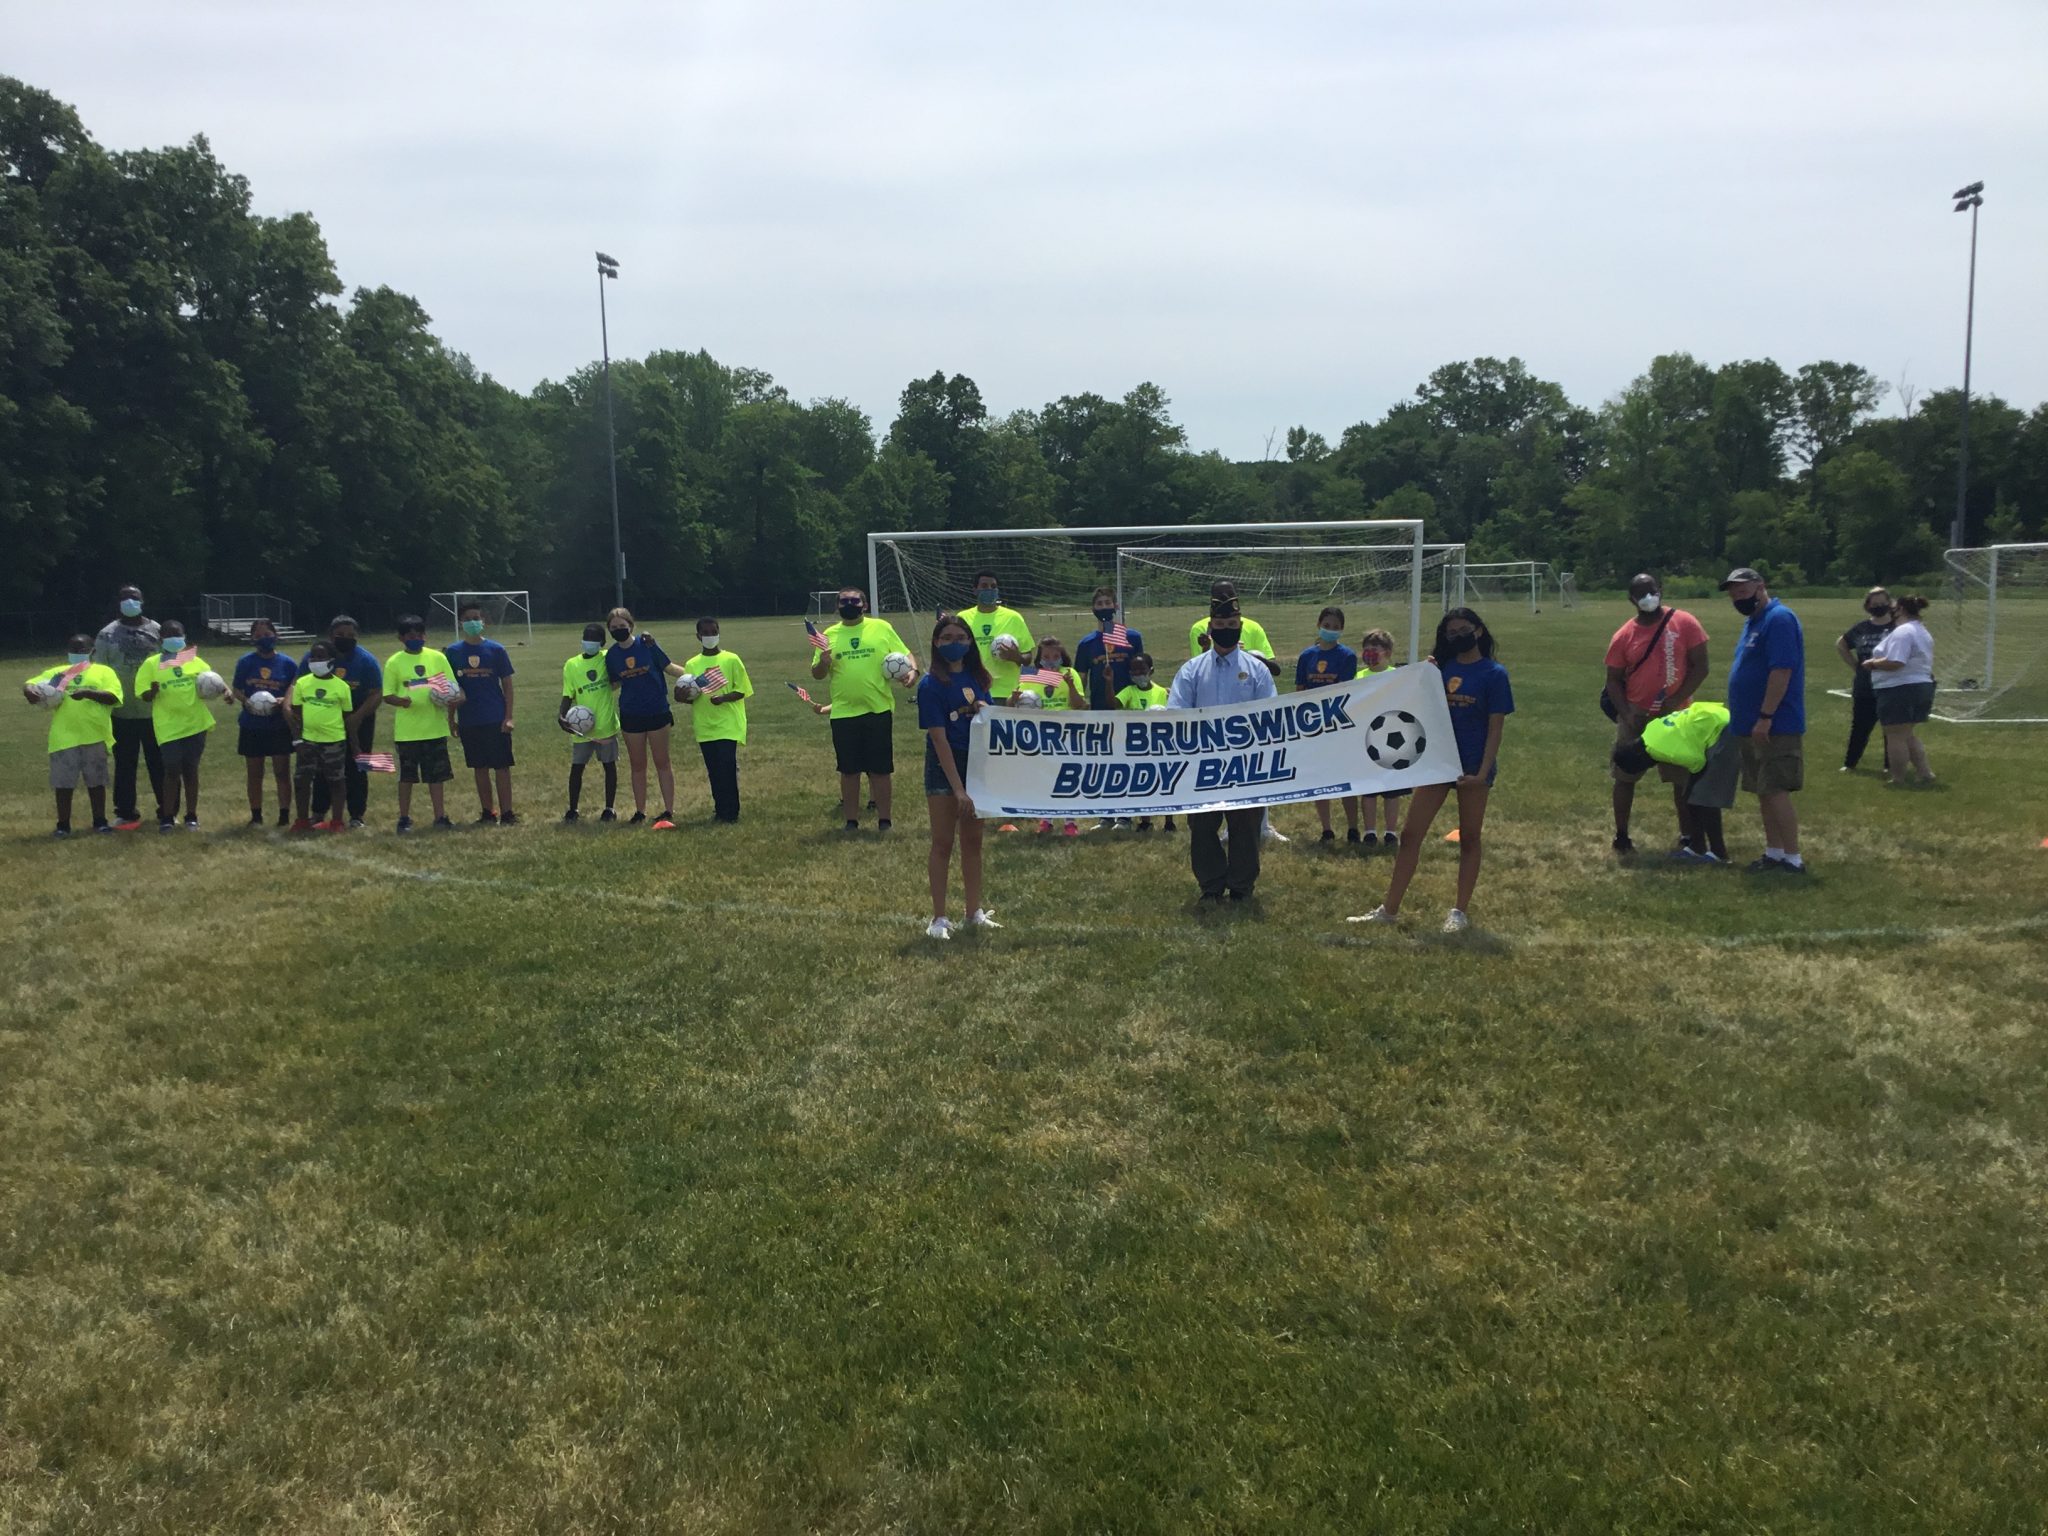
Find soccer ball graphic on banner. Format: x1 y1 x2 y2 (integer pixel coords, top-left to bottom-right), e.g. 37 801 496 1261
563 705 597 736
883 652 916 685
1365 709 1425 771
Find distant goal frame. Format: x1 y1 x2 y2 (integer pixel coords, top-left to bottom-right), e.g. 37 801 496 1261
429 590 534 647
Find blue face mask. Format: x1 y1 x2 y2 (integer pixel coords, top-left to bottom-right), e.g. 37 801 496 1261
67 651 89 665
162 635 186 654
462 620 484 638
1318 628 1342 645
254 635 275 652
119 599 143 619
581 640 602 656
976 588 999 607
403 637 425 653
939 641 969 662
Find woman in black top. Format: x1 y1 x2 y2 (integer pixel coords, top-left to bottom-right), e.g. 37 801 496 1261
1835 587 1893 771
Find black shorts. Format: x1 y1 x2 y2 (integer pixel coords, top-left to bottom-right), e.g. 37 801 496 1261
832 711 895 777
458 724 515 769
619 708 674 736
237 723 292 758
398 737 454 784
924 737 969 796
1875 682 1934 726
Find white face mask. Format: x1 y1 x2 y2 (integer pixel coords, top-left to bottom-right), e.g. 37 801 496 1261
1636 593 1661 613
700 637 719 652
310 660 334 677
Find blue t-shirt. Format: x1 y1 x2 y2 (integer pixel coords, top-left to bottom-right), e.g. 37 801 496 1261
917 668 983 764
449 637 515 726
1726 599 1805 735
233 649 298 729
1295 643 1359 691
606 634 672 716
1441 656 1514 774
1074 625 1144 709
299 646 382 713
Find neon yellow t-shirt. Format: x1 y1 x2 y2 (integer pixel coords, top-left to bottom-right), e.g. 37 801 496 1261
384 647 457 742
1188 614 1273 659
26 662 122 752
960 604 1033 699
816 618 910 719
1114 682 1169 710
561 652 621 741
682 649 753 745
134 653 216 744
290 671 352 744
1021 664 1083 711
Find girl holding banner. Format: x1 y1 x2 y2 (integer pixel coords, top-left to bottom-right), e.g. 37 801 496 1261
1358 609 1513 934
919 615 1000 940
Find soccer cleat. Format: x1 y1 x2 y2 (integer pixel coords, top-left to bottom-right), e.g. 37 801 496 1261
184 817 199 832
1347 828 1362 845
249 809 264 826
93 822 114 835
629 811 646 825
276 807 291 828
291 817 316 834
1361 830 1379 849
158 818 176 834
1320 829 1336 843
1612 835 1636 855
499 811 519 826
348 817 365 830
970 908 1001 930
599 807 617 822
114 816 142 832
925 917 953 940
1442 908 1471 934
51 826 71 839
396 817 413 835
476 810 499 825
562 808 579 822
1347 905 1399 925
432 816 455 830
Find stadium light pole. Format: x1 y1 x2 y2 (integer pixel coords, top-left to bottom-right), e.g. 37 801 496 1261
1950 182 1984 552
596 251 625 609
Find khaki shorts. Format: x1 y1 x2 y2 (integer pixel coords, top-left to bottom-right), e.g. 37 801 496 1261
1739 732 1804 795
571 734 620 766
50 742 110 790
1611 720 1686 785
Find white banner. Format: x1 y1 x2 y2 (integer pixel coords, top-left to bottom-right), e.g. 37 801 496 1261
964 665 1463 819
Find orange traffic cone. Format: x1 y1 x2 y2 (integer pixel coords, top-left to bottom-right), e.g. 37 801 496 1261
1443 828 1461 843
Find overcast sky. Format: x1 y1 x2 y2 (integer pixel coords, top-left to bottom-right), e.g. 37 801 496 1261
13 0 2047 452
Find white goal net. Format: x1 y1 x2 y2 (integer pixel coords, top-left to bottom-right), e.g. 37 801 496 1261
868 521 1428 661
1938 544 2048 723
429 590 533 647
1458 560 1558 613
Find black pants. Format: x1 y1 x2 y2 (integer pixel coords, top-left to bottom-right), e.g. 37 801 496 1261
1189 808 1263 897
313 716 373 821
1844 687 1888 771
111 715 165 822
700 739 740 822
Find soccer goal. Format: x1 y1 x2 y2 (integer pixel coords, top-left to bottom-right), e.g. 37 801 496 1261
1557 572 1579 609
429 591 533 647
1936 544 2048 723
807 590 844 621
1116 542 1466 638
869 521 1429 660
1459 560 1556 613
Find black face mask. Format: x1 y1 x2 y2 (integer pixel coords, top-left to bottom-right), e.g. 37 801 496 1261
1866 607 1890 620
1094 608 1116 625
1446 631 1479 653
1209 626 1241 651
838 602 863 621
610 627 632 643
332 635 357 654
1733 595 1762 616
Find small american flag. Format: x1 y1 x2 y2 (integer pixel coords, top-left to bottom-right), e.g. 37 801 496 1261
1104 622 1131 650
1023 665 1065 688
698 665 728 694
805 619 830 653
785 681 816 704
355 752 396 774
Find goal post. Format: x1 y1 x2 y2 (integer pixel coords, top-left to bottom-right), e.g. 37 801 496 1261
1459 560 1556 614
429 590 533 647
1114 542 1467 640
807 590 844 621
868 521 1428 662
1937 543 2048 723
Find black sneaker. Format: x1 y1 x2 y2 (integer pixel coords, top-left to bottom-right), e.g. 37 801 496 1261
498 811 519 826
1612 835 1636 856
1163 817 1176 832
562 808 580 822
432 816 455 830
1362 830 1379 849
158 818 176 834
1346 828 1362 844
52 825 71 839
877 818 892 832
249 809 265 826
1746 856 1808 875
844 819 859 832
599 807 617 822
276 807 291 828
93 821 113 835
348 817 365 830
1136 817 1154 831
477 810 499 825
396 816 413 835
184 817 199 832
628 811 646 825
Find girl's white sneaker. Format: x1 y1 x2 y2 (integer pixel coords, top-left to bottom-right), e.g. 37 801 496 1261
1347 905 1399 925
970 908 1001 930
1442 908 1471 934
925 917 953 940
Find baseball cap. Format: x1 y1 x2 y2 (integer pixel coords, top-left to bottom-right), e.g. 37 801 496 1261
1718 566 1764 589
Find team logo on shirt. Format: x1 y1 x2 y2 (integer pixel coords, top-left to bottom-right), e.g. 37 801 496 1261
625 657 638 670
1315 660 1328 675
466 654 479 667
259 668 272 681
586 669 599 682
963 687 976 702
1446 675 1462 692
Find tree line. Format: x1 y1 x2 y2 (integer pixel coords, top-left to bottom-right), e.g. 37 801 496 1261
5 76 2044 632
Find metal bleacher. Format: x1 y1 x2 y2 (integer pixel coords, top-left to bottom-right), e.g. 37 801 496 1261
202 593 314 646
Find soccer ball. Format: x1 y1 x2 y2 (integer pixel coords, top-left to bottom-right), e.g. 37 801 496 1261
1008 689 1043 709
1365 709 1425 771
428 675 462 706
1146 703 1170 711
883 651 916 685
196 670 228 700
990 634 1023 662
563 704 597 736
673 675 702 704
32 682 64 708
245 689 279 716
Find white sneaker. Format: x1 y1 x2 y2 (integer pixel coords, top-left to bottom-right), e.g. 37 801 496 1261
1262 825 1290 843
1347 905 1399 925
925 917 953 941
1442 908 1471 934
970 908 1001 930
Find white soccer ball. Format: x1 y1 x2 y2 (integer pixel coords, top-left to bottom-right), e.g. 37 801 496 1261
196 669 228 700
428 676 463 707
1145 703 1170 712
33 682 64 708
673 675 703 704
564 704 597 736
883 651 916 685
990 634 1023 662
1365 709 1425 771
1008 689 1043 709
245 689 279 716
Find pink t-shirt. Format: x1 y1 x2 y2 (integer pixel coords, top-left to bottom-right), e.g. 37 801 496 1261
1605 608 1708 712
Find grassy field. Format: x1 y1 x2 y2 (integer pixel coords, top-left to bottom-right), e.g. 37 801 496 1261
3 596 2046 1534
